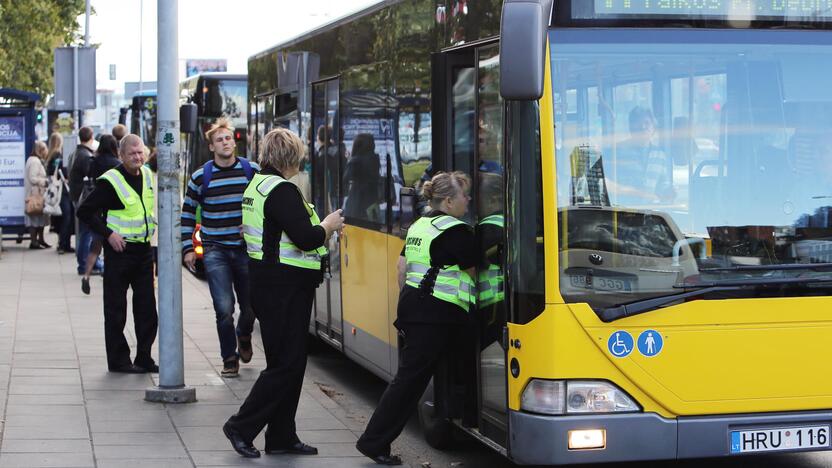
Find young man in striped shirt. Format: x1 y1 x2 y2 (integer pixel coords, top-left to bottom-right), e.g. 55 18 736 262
182 117 259 377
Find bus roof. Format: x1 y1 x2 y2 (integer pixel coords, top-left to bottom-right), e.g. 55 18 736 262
132 89 156 97
180 72 246 83
248 0 398 62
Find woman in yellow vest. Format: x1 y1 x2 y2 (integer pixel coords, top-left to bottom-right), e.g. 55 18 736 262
222 128 344 458
357 171 477 465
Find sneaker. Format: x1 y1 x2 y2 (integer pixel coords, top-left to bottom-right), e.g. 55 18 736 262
221 358 239 378
90 268 104 276
238 336 253 363
81 278 90 295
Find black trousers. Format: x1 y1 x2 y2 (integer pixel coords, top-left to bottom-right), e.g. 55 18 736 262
226 279 315 448
357 321 463 457
102 243 158 369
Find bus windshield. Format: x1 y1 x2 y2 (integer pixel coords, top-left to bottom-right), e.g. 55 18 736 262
552 28 832 310
204 79 246 129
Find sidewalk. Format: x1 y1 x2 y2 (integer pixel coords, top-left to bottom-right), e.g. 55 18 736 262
0 239 371 468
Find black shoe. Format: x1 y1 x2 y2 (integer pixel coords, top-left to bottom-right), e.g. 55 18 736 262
65 247 76 253
109 364 146 374
222 423 260 458
29 243 44 250
221 357 239 378
39 240 52 248
265 442 318 455
356 445 402 465
136 362 159 373
238 335 253 363
81 278 90 295
90 268 104 276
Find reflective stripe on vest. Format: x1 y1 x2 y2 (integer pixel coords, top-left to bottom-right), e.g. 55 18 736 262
100 166 156 243
403 215 475 312
242 174 328 268
477 214 505 307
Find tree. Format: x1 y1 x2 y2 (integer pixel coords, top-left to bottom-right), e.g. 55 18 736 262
0 0 86 99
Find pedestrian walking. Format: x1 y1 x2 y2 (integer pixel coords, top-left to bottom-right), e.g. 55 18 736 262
181 117 259 378
77 134 158 373
222 128 344 458
79 134 121 295
69 126 99 274
46 132 74 254
24 141 51 249
356 171 477 466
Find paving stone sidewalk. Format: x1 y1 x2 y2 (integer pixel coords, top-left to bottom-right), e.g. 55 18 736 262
0 240 372 468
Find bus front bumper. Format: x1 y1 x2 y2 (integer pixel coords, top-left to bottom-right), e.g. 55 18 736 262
508 409 832 465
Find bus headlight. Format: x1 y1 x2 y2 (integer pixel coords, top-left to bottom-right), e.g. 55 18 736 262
565 381 640 414
521 380 639 415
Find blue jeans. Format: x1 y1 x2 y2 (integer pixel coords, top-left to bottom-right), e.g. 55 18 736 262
75 216 102 274
203 244 256 361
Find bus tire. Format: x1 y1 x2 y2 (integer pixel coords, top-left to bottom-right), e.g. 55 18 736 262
418 382 454 450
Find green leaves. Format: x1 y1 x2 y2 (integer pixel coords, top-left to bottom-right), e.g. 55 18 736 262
0 0 86 99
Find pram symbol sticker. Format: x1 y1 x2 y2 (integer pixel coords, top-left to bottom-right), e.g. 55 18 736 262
607 331 634 358
637 330 664 357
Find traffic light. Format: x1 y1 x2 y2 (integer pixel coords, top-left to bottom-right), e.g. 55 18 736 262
36 112 43 123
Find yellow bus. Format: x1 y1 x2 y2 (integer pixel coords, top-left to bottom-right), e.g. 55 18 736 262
248 0 832 463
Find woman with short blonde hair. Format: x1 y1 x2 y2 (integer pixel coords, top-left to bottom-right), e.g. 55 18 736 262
258 127 306 173
223 127 344 458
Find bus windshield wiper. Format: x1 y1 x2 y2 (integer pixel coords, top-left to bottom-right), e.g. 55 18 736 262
599 277 832 322
700 263 832 273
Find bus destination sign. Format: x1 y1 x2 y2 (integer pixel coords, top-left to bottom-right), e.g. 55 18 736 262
593 0 832 19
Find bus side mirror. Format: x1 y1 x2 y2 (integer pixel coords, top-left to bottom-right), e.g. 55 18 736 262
400 187 417 231
499 0 552 100
180 103 197 134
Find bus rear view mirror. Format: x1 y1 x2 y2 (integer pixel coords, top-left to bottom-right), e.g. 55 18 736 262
180 103 197 134
499 0 552 100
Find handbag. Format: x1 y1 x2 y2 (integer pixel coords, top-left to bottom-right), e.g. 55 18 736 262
43 172 63 216
25 189 44 215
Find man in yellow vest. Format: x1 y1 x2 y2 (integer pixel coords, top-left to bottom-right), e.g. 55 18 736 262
78 134 158 374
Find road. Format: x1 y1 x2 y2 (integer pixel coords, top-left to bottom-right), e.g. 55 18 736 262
304 342 832 468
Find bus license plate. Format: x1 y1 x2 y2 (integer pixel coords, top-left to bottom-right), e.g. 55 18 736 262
569 275 632 292
730 426 830 454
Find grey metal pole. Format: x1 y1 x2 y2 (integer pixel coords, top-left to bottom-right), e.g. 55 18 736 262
146 0 195 404
138 0 143 93
84 0 90 47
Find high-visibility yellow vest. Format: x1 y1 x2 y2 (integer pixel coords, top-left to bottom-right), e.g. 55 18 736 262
99 166 156 243
477 214 505 307
242 173 328 269
404 215 475 312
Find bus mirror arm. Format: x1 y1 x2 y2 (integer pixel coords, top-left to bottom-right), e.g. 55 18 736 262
673 238 707 266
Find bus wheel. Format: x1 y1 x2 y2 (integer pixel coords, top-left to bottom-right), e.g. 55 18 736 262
418 382 454 450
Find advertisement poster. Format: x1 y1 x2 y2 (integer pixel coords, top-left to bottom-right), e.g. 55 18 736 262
0 116 26 226
185 59 227 77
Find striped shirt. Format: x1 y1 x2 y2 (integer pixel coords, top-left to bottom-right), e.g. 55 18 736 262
181 158 260 254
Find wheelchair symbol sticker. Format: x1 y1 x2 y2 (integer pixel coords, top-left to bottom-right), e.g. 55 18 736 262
637 330 664 357
607 331 634 358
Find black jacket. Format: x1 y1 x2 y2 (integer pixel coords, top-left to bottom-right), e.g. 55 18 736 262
68 144 94 202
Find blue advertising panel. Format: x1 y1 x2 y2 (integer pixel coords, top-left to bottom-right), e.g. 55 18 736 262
0 116 26 226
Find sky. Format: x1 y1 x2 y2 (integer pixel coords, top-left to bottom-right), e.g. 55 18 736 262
84 0 381 95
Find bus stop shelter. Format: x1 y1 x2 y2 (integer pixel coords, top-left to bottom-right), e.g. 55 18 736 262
0 88 40 253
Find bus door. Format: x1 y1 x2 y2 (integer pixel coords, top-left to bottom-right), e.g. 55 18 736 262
435 41 509 448
311 78 344 347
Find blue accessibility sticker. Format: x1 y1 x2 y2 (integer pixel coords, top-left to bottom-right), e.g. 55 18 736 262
607 331 634 358
637 330 664 357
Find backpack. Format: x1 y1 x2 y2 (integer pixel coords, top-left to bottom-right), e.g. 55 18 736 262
197 158 255 205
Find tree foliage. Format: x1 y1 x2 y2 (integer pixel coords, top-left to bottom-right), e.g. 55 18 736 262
0 0 86 99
